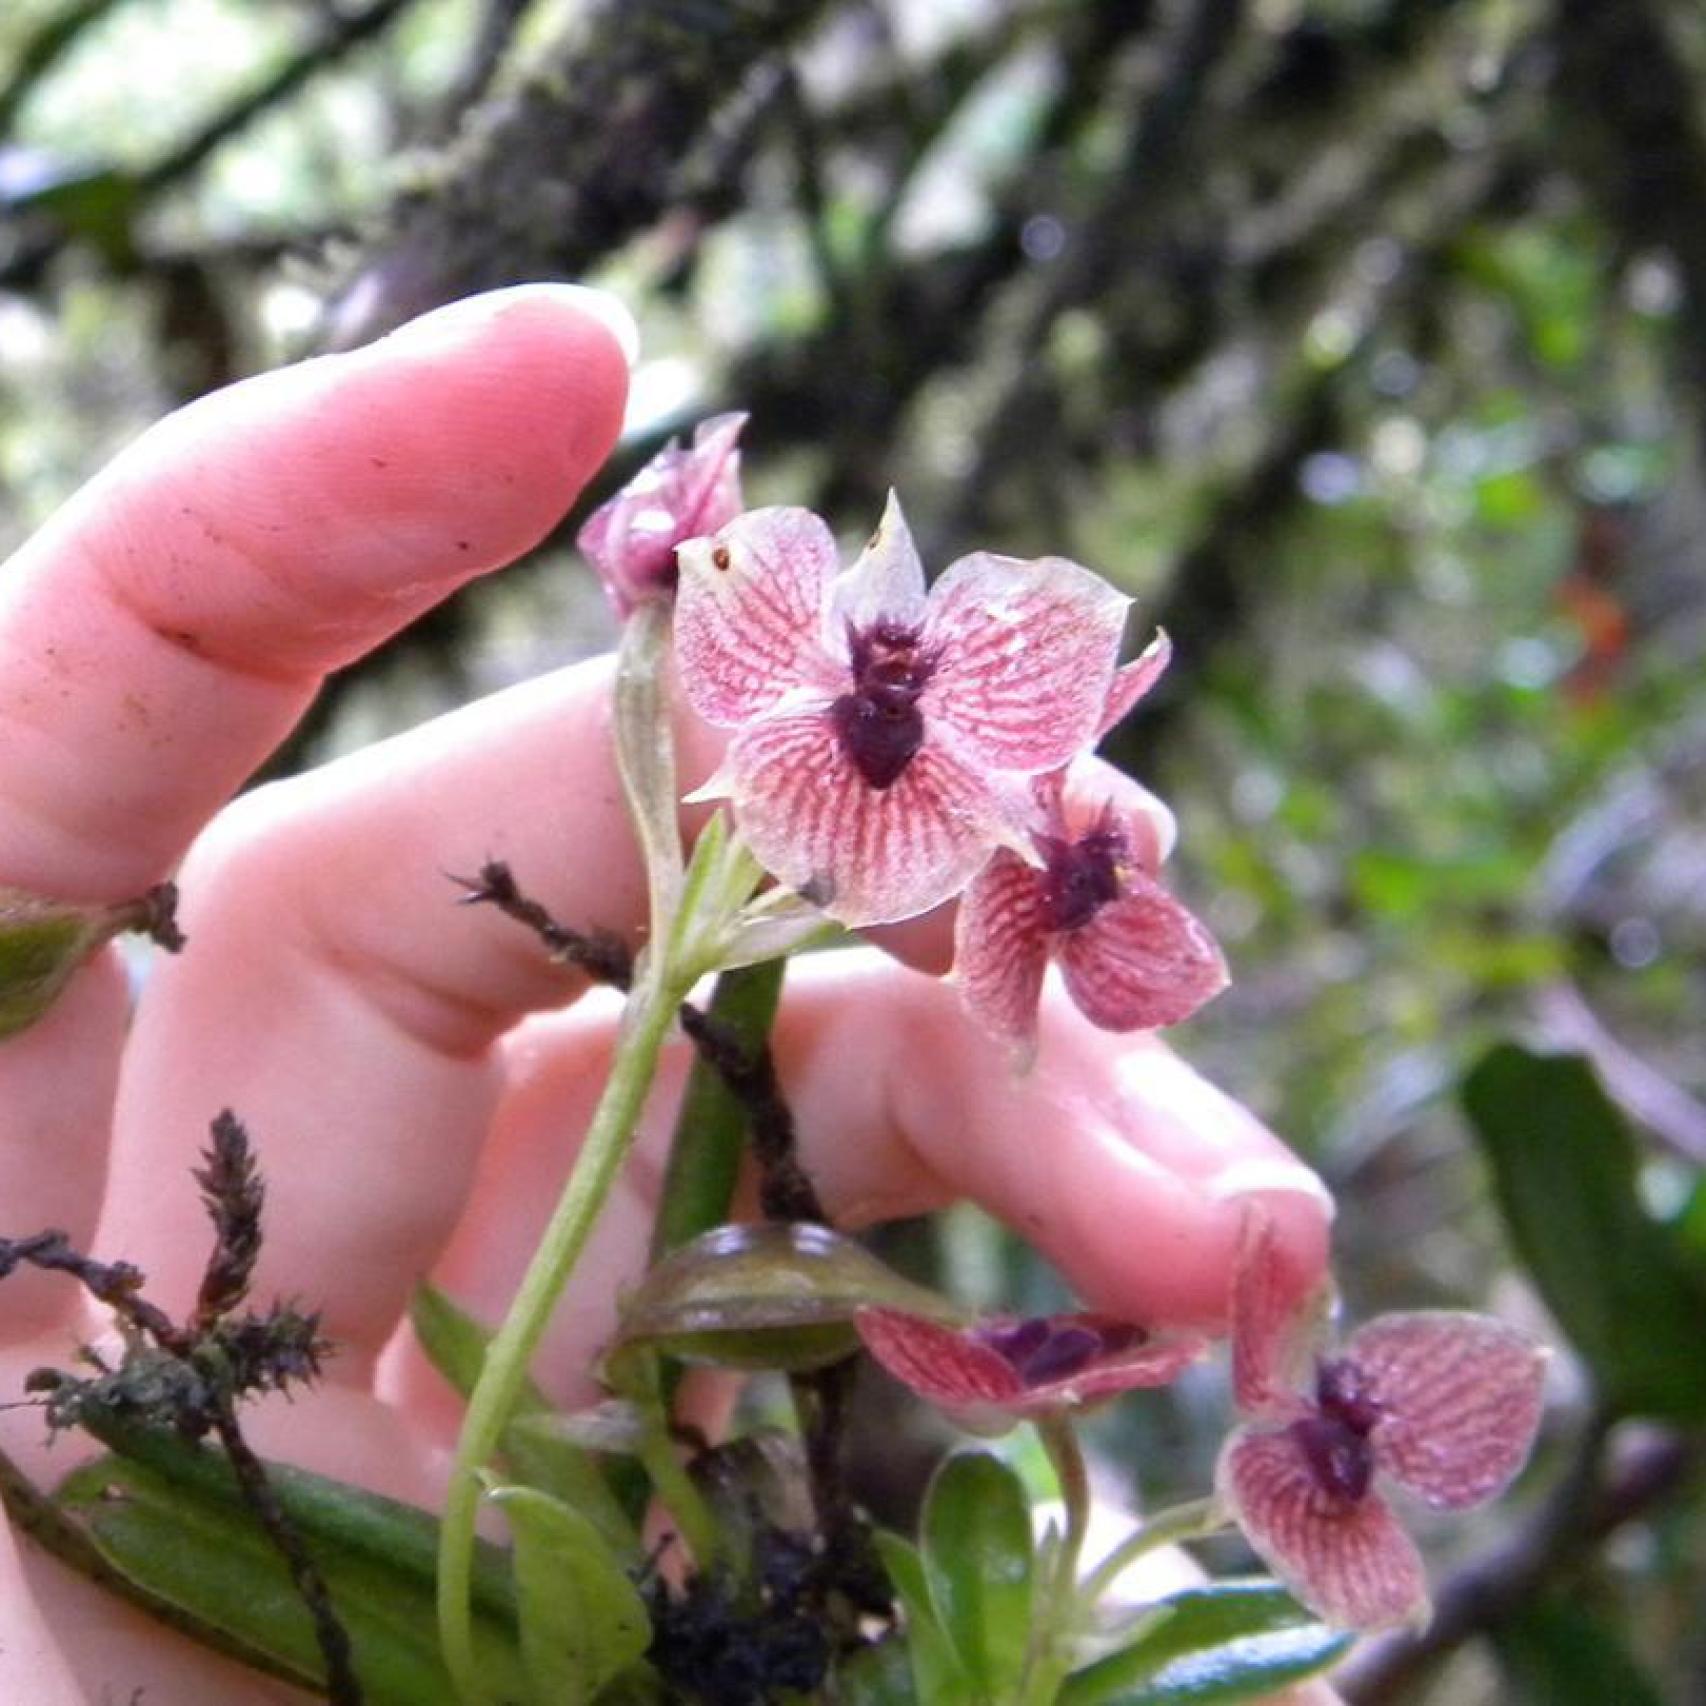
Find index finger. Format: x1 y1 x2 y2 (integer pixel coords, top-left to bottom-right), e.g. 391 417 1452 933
0 283 634 900
0 285 631 1326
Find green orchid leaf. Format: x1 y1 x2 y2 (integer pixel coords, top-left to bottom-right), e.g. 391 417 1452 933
55 1454 527 1706
75 1409 516 1620
1491 1595 1668 1706
1059 1581 1351 1705
1462 1044 1706 1420
410 1283 639 1555
606 1221 966 1386
872 1532 975 1706
919 1452 1035 1700
485 1481 652 1706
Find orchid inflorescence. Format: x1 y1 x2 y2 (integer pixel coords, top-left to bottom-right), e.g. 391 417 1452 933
581 412 1226 1047
558 415 1554 1655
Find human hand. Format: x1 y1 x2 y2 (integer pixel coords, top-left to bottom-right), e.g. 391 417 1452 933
0 284 1331 1703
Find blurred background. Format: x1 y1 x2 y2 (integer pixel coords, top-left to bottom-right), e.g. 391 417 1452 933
2 1 1703 1700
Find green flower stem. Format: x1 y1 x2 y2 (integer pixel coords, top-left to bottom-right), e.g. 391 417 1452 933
1075 1496 1224 1609
612 599 683 941
631 1376 724 1575
436 958 690 1704
1022 1416 1095 1706
648 957 788 1265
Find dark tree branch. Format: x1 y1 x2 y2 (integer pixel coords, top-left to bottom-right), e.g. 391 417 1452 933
0 0 126 141
137 0 417 194
0 0 417 289
1551 0 1706 446
323 0 839 346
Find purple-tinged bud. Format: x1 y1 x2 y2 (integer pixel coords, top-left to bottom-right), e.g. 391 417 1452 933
577 412 747 617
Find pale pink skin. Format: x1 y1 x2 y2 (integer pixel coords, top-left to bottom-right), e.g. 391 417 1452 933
855 1305 1206 1429
576 411 746 616
0 287 1331 1702
1218 1214 1548 1631
956 634 1228 1050
674 494 1133 925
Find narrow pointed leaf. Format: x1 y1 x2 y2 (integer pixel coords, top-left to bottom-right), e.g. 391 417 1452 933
54 1455 527 1705
1059 1582 1352 1705
920 1452 1035 1698
486 1482 652 1706
1463 1044 1706 1419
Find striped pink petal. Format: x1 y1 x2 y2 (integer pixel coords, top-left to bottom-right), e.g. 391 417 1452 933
1348 1311 1547 1510
577 412 747 616
676 507 841 726
1219 1428 1431 1630
954 849 1053 1048
1056 869 1229 1032
856 1307 1205 1421
1231 1209 1316 1420
922 552 1129 772
1100 629 1173 734
856 1309 1027 1411
716 710 1006 926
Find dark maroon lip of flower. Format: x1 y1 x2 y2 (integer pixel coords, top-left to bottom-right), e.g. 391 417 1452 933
976 1316 1150 1387
1290 1356 1385 1505
1041 813 1128 932
832 619 937 790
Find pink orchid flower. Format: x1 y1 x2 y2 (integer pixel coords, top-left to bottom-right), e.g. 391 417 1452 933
577 412 746 617
955 635 1228 1049
855 1304 1205 1431
675 494 1131 926
1217 1214 1548 1630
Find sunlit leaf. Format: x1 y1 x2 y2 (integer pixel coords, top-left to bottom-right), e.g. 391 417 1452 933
873 1532 975 1706
1463 1045 1706 1420
1059 1581 1351 1705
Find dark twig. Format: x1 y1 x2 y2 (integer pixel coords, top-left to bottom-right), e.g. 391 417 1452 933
1337 1416 1694 1702
192 1108 266 1329
122 881 186 954
207 1391 358 1704
675 1002 824 1225
451 859 634 990
0 1115 360 1705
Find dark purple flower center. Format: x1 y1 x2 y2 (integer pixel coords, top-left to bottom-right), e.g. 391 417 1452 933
831 620 934 790
1288 1357 1383 1505
1041 817 1127 932
978 1317 1149 1387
